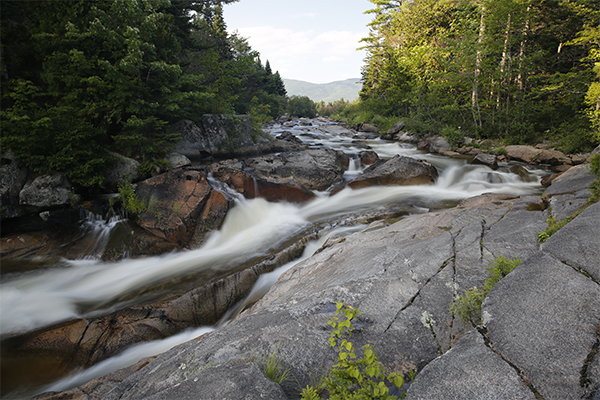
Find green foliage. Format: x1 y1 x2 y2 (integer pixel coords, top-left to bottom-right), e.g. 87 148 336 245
451 256 521 327
0 0 285 191
301 302 404 400
249 96 273 139
357 0 599 151
117 182 147 215
287 96 318 118
591 154 600 177
441 126 464 147
538 215 570 243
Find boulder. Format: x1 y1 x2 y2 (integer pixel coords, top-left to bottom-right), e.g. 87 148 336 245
135 167 231 245
471 154 498 170
105 151 141 190
357 122 380 133
275 131 303 144
19 173 72 208
172 115 262 159
359 150 379 166
395 131 417 143
210 149 348 202
387 121 406 135
504 145 540 163
167 153 191 169
418 136 452 154
348 155 438 189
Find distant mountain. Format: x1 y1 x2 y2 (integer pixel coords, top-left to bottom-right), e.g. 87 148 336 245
283 78 362 103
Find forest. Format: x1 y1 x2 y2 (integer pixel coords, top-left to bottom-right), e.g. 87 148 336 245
337 0 599 153
2 0 599 192
1 0 287 189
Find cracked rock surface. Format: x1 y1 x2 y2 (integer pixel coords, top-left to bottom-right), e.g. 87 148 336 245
34 165 599 400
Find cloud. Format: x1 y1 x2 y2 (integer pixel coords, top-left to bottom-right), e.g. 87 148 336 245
233 25 367 83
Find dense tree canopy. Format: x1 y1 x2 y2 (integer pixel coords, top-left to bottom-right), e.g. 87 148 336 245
0 0 286 188
356 0 600 152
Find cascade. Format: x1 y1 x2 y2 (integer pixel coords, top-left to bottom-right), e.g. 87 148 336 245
0 120 547 398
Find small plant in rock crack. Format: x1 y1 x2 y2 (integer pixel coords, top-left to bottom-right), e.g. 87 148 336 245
450 255 521 327
300 302 404 400
256 347 292 385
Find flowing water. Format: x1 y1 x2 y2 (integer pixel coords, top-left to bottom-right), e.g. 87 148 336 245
0 120 547 398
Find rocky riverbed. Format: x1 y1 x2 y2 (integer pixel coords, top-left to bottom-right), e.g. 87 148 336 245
2 117 599 399
28 157 600 400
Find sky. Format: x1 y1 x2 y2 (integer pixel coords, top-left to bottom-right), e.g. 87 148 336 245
223 0 373 84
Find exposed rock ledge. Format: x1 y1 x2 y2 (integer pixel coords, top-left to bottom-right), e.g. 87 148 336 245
33 164 599 400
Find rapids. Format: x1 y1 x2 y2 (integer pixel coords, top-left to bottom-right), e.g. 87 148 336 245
0 119 547 398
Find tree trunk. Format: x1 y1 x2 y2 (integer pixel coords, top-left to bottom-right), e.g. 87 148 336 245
472 5 486 128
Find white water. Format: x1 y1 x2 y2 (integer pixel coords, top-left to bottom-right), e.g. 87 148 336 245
0 120 547 398
0 163 541 337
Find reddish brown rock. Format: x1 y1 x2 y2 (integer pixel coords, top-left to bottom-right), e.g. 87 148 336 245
135 167 231 246
348 155 438 189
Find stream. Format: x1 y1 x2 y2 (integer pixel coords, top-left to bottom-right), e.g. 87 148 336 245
0 119 547 398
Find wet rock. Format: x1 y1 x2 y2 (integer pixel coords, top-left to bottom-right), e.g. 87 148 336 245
89 194 546 400
210 149 347 202
359 150 379 166
418 135 451 154
135 167 231 246
29 356 157 400
471 154 498 170
19 173 72 208
105 151 141 190
275 131 303 144
348 155 438 189
395 131 417 143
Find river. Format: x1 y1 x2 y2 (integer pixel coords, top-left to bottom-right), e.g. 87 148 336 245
0 119 546 398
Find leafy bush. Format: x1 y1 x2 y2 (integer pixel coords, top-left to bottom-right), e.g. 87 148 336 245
301 302 404 400
441 125 464 147
450 256 521 327
287 96 317 118
117 182 147 215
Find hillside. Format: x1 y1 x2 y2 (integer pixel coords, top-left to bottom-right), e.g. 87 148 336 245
283 78 361 103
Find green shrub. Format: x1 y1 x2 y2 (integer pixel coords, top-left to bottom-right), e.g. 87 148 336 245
450 256 521 327
117 182 147 214
301 302 404 400
440 125 464 147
